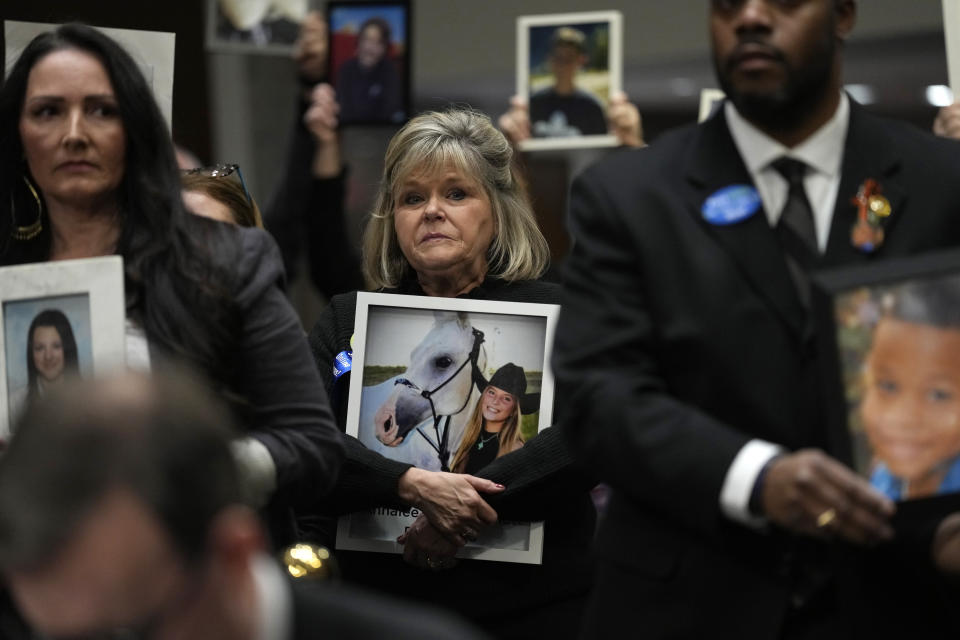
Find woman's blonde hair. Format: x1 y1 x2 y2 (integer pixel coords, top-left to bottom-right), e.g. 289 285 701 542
362 108 549 289
450 386 524 473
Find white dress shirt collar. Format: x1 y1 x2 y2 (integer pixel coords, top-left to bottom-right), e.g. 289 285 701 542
724 93 850 251
725 92 849 181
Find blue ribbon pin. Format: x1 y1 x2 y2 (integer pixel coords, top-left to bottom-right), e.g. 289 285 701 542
333 350 352 380
702 185 761 226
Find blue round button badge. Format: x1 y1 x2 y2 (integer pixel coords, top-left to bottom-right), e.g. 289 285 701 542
701 185 761 225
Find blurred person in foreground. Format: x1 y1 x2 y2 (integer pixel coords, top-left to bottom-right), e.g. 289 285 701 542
0 371 488 640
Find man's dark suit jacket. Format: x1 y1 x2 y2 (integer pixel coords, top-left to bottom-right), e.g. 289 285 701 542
290 580 489 639
554 104 960 638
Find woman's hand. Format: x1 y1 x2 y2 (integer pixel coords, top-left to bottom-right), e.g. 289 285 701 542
397 467 504 546
397 514 460 571
304 83 342 178
933 103 960 140
607 91 644 148
498 95 531 146
304 83 339 145
373 403 404 446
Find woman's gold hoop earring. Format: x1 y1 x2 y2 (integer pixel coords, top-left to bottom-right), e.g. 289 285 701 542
11 176 43 241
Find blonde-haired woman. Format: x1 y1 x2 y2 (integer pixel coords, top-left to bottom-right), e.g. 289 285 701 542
306 108 595 638
451 363 537 475
361 107 549 294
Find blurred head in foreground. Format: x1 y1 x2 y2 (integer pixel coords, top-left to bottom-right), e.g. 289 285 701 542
0 371 271 640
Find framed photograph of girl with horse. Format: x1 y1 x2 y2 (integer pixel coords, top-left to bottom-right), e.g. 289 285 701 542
336 292 559 564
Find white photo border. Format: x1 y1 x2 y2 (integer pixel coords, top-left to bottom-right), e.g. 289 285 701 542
0 256 126 439
943 0 960 94
516 10 623 152
205 0 307 56
698 88 726 123
336 292 560 564
5 20 176 132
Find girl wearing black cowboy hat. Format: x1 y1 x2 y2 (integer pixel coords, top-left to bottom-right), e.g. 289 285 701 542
450 363 539 475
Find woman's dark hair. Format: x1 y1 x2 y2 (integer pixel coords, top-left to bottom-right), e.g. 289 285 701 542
0 24 237 380
26 309 79 399
359 16 391 49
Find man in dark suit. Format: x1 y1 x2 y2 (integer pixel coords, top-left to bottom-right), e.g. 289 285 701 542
0 372 486 640
554 0 960 637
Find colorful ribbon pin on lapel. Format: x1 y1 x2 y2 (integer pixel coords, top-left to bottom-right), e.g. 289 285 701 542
850 178 891 253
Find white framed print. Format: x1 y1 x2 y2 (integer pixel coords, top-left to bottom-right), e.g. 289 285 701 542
336 292 560 564
698 88 726 123
0 257 126 440
5 21 176 132
516 10 623 152
206 0 310 55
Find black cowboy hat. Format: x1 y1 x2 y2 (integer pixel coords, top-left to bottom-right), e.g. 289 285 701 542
475 362 540 415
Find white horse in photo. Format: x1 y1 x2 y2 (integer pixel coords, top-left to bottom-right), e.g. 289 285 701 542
359 311 486 470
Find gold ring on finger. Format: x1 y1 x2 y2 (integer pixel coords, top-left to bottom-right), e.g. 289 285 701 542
426 556 441 569
816 508 837 529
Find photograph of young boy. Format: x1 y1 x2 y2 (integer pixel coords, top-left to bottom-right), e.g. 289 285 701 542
859 278 960 500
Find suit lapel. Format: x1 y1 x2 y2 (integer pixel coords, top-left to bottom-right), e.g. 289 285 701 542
685 112 808 339
822 103 905 267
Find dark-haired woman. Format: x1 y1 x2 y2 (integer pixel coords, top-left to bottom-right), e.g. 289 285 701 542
8 309 80 422
0 24 343 539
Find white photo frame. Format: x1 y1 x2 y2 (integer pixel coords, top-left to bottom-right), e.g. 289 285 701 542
0 257 126 440
516 11 623 152
4 21 176 132
206 0 309 56
944 0 960 95
698 88 726 123
336 292 560 564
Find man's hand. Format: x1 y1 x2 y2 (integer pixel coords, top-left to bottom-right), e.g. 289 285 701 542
498 95 531 146
293 11 328 84
933 512 960 573
933 103 960 140
607 91 644 148
397 514 461 571
397 467 504 546
762 449 895 544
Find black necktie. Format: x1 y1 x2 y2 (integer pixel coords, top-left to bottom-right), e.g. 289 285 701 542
772 157 817 306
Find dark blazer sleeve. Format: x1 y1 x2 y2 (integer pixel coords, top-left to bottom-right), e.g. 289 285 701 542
262 98 313 281
553 152 748 536
262 99 362 297
303 170 364 298
233 228 344 496
306 293 414 514
473 426 595 521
